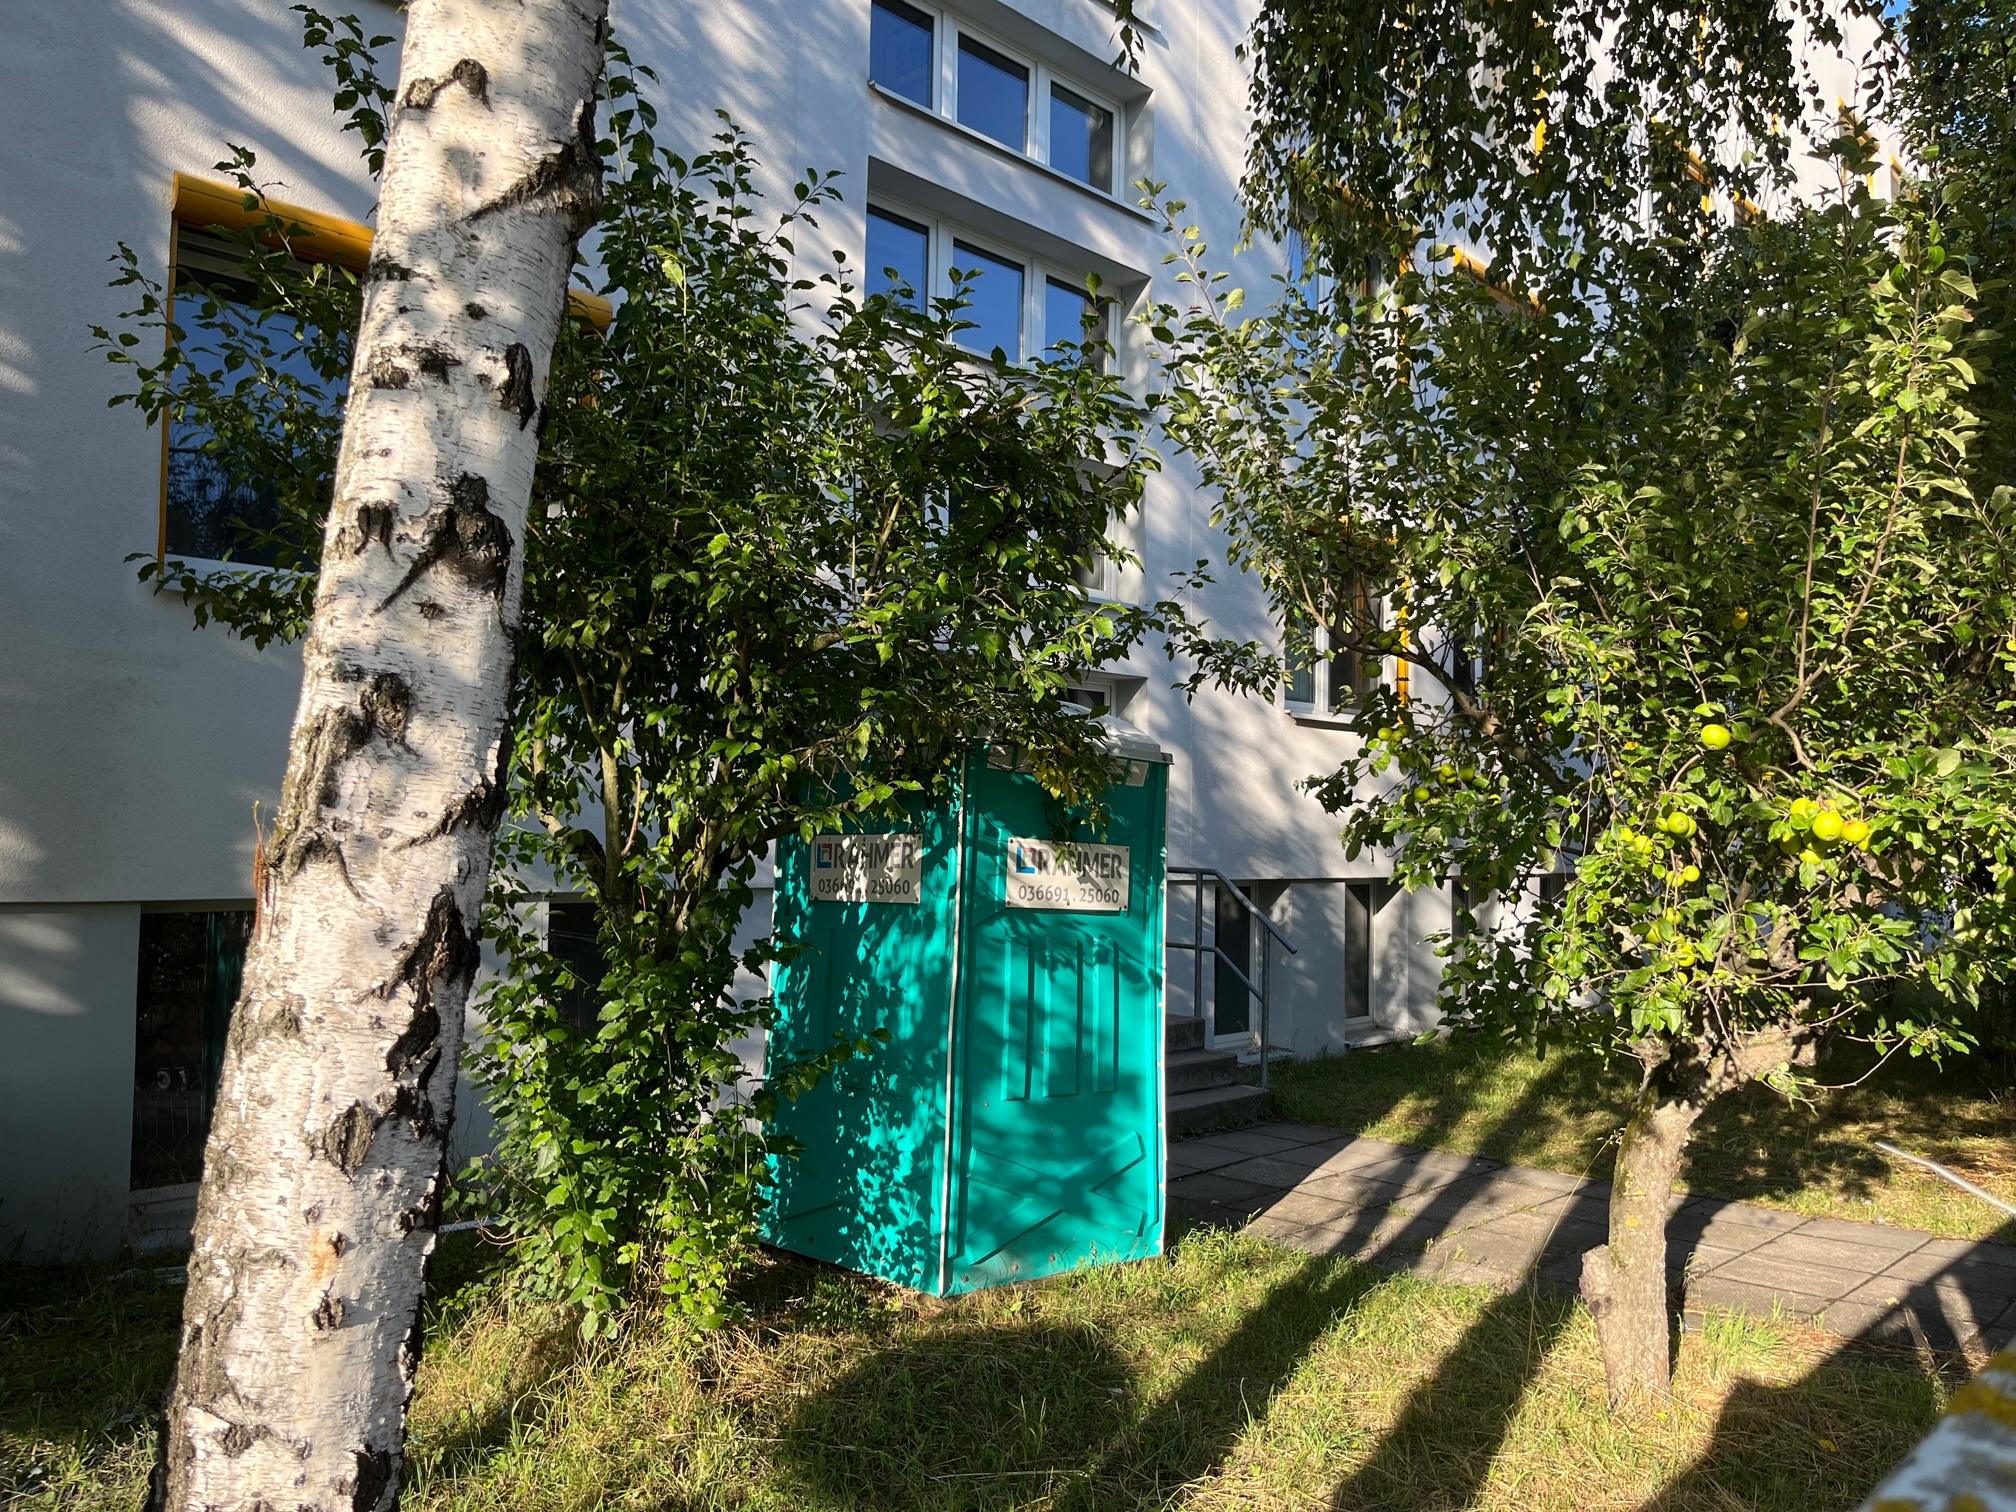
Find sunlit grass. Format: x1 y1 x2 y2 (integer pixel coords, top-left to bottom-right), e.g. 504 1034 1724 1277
2 1228 1956 1510
1270 1033 2016 1242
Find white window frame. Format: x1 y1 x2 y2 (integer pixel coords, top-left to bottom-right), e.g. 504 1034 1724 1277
868 0 1128 197
866 196 1111 365
1281 590 1390 719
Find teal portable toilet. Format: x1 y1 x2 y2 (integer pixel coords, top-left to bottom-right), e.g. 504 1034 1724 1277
762 719 1170 1295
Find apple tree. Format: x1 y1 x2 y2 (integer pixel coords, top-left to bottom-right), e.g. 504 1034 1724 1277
1146 154 2016 1400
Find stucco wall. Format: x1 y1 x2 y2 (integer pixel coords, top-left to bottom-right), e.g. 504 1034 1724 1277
0 905 142 1259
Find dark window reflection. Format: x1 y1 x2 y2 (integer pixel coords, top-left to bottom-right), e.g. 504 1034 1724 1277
952 240 1023 358
867 206 931 307
132 909 251 1189
957 34 1028 149
1045 277 1099 366
547 898 607 1034
869 0 934 106
1050 84 1114 189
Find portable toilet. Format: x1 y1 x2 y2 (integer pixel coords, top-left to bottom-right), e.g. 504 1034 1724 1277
762 719 1170 1295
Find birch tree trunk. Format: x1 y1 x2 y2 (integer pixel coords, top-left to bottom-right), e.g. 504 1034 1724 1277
148 4 606 1507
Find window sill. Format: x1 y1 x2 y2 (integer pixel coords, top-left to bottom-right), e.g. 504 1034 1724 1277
1283 707 1366 732
868 81 1158 225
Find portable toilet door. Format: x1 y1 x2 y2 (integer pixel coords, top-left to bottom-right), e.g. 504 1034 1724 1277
762 719 1170 1296
938 724 1170 1293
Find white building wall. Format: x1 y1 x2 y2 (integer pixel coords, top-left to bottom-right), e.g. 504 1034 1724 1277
7 0 1896 1255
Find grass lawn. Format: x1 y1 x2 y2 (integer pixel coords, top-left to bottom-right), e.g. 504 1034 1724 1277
1 1228 1961 1510
1269 1033 2016 1243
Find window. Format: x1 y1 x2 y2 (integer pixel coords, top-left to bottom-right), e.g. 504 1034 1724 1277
957 34 1029 149
546 898 607 1034
165 227 344 566
867 205 931 306
1044 276 1101 367
1284 581 1384 716
1060 683 1110 714
952 239 1024 357
1343 882 1374 1019
869 200 1108 365
1049 83 1114 190
865 5 1129 198
132 908 251 1189
157 174 613 565
870 0 935 106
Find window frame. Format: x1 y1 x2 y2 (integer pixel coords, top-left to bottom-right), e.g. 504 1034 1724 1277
865 194 1111 365
158 172 613 568
1281 583 1393 720
868 0 1128 197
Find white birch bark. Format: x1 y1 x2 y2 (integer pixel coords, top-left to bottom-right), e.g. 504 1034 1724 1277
150 3 607 1507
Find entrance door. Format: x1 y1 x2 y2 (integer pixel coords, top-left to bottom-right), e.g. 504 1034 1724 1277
1212 883 1253 1040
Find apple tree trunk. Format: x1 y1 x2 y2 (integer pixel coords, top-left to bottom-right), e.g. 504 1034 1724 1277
1578 1085 1702 1406
146 3 607 1508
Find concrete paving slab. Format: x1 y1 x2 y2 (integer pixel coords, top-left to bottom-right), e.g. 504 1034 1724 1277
1699 1250 1870 1302
1167 1172 1276 1209
1903 1237 2016 1274
1250 1121 1359 1146
1683 1199 1809 1232
1195 1128 1320 1157
1795 1215 1935 1251
1879 1246 2016 1287
1751 1228 1919 1274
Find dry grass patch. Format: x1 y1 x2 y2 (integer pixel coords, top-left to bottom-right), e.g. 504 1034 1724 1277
1 1230 1957 1511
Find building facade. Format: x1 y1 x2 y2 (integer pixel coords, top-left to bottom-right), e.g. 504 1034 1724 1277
0 0 1892 1259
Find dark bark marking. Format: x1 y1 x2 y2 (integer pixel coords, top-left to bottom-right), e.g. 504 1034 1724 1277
366 357 411 391
408 728 512 848
395 1181 444 1235
318 1102 379 1176
410 343 462 382
376 473 512 612
400 56 489 112
271 668 414 874
463 302 488 321
313 1291 344 1330
417 601 445 621
534 399 551 440
218 1421 258 1458
466 99 603 233
375 888 477 1125
349 1444 395 1512
398 1289 428 1384
367 253 416 283
351 502 395 557
498 343 537 429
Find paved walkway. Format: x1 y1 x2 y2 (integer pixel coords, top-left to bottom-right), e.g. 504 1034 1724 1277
1171 1121 2016 1354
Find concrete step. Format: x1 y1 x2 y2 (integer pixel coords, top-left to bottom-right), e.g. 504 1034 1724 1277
1167 1046 1242 1095
1168 1081 1270 1138
1165 1016 1207 1054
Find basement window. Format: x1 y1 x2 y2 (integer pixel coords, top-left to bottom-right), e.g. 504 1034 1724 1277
132 907 252 1190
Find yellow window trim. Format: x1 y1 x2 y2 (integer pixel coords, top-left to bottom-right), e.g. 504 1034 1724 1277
169 172 614 328
159 173 611 564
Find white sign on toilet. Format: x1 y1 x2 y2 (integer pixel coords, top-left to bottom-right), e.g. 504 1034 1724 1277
1004 837 1130 912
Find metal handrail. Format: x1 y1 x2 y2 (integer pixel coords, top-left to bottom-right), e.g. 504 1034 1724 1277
1165 866 1300 1090
1168 867 1299 954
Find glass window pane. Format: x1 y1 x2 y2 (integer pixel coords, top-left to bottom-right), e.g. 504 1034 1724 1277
132 909 250 1189
952 240 1023 358
1049 83 1114 189
866 206 930 307
1045 276 1097 364
1285 608 1316 705
869 0 934 107
957 34 1029 150
167 230 340 566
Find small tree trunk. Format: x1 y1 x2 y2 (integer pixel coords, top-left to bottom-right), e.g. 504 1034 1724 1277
1579 1084 1702 1406
148 4 606 1509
